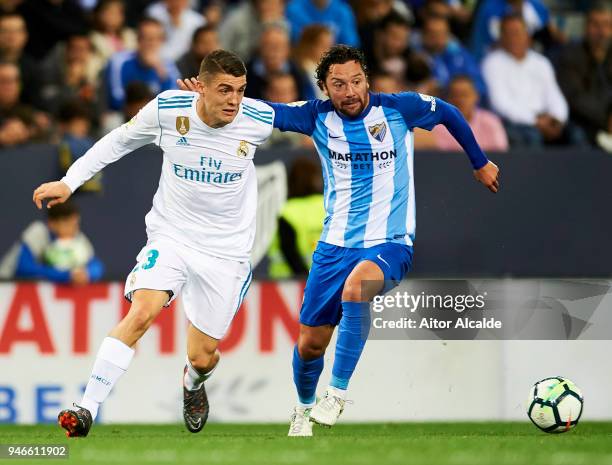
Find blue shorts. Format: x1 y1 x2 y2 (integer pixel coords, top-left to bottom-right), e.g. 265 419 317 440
300 241 414 327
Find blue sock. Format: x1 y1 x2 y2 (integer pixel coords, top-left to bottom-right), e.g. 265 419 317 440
331 302 371 391
292 345 324 407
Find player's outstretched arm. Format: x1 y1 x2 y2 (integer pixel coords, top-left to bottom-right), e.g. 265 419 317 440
32 97 161 209
383 92 500 192
434 99 500 193
32 181 72 210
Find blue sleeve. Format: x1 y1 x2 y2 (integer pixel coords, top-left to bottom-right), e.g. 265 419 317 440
436 101 489 169
267 100 318 135
386 92 489 169
86 257 104 282
385 92 444 131
14 243 71 283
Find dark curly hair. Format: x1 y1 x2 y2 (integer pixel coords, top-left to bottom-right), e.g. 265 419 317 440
315 45 368 91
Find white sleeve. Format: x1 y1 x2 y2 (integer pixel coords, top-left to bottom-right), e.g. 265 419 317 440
542 60 569 124
61 98 160 193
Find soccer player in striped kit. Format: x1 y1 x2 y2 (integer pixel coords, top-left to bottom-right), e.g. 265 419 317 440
266 46 499 435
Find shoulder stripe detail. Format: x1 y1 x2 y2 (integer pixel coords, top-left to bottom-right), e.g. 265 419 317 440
158 100 193 105
242 107 272 122
243 111 272 125
158 100 193 104
159 95 194 101
243 105 272 117
158 99 194 105
158 99 194 104
243 104 273 115
158 104 193 109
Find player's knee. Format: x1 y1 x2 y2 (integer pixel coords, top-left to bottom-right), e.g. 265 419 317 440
126 304 158 331
341 279 362 302
189 350 217 372
297 340 326 360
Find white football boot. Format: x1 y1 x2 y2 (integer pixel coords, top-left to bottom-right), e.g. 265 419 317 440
309 389 345 427
288 407 313 437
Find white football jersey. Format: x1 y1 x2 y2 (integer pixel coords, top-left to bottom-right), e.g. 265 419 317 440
62 90 274 261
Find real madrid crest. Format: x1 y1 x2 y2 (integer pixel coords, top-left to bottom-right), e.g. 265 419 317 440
368 122 387 143
237 140 249 158
176 116 190 135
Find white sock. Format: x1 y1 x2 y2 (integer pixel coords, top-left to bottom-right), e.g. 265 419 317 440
328 385 347 400
183 357 216 391
80 337 135 420
297 400 316 409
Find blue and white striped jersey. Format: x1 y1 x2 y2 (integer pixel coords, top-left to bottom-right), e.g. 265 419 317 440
268 92 487 249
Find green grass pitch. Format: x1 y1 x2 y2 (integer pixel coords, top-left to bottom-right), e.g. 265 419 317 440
2 423 612 465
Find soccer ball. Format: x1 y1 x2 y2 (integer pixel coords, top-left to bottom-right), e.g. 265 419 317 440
527 376 583 433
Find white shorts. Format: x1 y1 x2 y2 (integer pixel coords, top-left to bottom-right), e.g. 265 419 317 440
124 238 252 339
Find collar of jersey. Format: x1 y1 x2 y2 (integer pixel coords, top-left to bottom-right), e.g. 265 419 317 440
334 92 378 122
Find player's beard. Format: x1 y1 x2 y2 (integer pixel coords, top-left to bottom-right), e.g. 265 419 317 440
338 94 367 117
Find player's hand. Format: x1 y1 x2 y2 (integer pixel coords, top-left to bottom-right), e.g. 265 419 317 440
473 161 499 193
176 77 199 92
70 267 89 286
32 181 72 209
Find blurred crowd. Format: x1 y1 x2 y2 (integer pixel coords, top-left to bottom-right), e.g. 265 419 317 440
0 0 610 155
1 0 610 283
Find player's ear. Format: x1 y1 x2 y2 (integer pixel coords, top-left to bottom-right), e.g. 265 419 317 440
195 77 206 94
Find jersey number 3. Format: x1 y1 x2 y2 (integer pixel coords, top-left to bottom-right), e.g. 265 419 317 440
142 250 159 270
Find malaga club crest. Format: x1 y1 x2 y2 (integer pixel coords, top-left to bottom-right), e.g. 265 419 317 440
368 122 387 142
176 116 190 135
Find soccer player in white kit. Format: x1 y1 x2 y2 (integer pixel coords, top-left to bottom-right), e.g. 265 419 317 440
32 50 273 437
